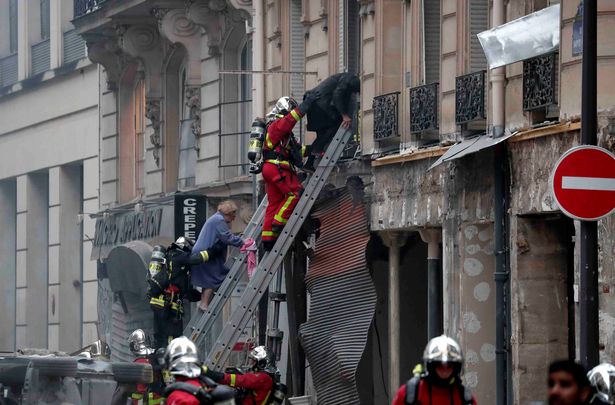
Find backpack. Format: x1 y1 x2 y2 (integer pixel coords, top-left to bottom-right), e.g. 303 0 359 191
404 375 473 405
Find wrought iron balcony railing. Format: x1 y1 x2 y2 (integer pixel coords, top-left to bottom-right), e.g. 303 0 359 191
410 82 439 133
74 0 108 19
373 92 400 140
455 71 486 124
523 52 557 111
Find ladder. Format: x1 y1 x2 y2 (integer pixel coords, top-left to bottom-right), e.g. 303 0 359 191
203 124 352 370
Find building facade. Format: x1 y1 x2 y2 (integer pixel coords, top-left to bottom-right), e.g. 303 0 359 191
3 0 615 404
0 0 98 353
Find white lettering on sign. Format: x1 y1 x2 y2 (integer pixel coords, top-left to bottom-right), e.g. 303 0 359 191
182 198 200 239
562 176 615 191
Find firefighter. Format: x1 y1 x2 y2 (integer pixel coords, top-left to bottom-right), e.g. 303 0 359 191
261 93 318 251
147 237 225 349
392 335 477 405
587 363 615 405
127 329 164 405
163 336 236 405
203 345 280 405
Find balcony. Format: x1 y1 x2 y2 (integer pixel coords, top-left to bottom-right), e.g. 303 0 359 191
523 53 557 111
74 0 109 19
455 71 486 124
410 82 438 133
373 92 400 141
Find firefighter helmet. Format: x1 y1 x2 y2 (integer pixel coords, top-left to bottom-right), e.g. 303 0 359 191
173 236 194 251
588 363 615 404
248 346 274 371
266 96 298 122
164 336 201 378
128 329 154 356
423 335 464 381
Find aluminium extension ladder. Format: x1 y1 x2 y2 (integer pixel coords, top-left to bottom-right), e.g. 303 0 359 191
186 123 352 370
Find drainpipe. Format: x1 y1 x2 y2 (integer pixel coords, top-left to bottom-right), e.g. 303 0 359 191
419 229 443 339
491 0 509 404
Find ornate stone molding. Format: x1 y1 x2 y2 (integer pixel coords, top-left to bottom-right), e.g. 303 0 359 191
145 98 162 167
84 33 128 90
187 1 228 56
185 86 201 153
227 0 252 15
160 9 203 85
119 24 169 98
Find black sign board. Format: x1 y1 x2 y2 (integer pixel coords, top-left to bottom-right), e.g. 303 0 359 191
174 195 207 240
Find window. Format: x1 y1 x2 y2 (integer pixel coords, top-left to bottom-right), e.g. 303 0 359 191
134 79 145 196
340 0 360 74
40 0 50 40
469 0 488 73
9 0 18 54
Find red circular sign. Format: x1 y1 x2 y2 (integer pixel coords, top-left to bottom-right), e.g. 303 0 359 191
550 145 615 221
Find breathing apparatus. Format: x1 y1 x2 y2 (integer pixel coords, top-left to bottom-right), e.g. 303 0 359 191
247 117 267 174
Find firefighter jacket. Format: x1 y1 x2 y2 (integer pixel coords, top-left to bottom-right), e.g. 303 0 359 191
391 376 477 405
165 377 203 405
262 107 306 170
148 248 213 316
220 371 274 405
130 357 164 405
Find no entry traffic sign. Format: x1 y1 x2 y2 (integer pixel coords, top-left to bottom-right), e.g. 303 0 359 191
550 145 615 221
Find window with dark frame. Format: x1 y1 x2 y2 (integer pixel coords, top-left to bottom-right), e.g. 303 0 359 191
40 0 50 40
9 0 18 54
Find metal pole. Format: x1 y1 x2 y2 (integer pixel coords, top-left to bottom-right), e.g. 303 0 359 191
580 0 599 369
387 232 401 400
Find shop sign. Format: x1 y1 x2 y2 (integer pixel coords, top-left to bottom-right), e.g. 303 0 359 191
174 195 207 240
93 208 163 247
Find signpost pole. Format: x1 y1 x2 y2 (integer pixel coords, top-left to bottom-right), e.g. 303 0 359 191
579 0 598 368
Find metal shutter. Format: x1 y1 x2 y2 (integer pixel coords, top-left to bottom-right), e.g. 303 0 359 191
0 54 18 87
470 0 488 73
64 30 86 64
31 39 50 75
423 0 440 85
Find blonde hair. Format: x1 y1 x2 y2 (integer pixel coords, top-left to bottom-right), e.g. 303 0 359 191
218 200 238 215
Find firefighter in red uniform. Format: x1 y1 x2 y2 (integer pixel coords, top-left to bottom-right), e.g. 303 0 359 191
127 329 164 405
203 345 278 405
392 335 477 405
261 94 318 251
163 336 236 405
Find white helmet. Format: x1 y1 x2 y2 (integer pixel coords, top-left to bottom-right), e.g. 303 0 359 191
588 363 615 404
164 336 201 378
248 345 274 371
173 236 194 251
423 335 464 379
266 96 298 123
128 329 154 356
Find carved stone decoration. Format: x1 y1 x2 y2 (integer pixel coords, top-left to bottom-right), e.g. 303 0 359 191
145 99 162 167
185 86 201 151
120 24 169 99
160 9 203 85
227 0 252 14
187 1 228 56
84 33 127 90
